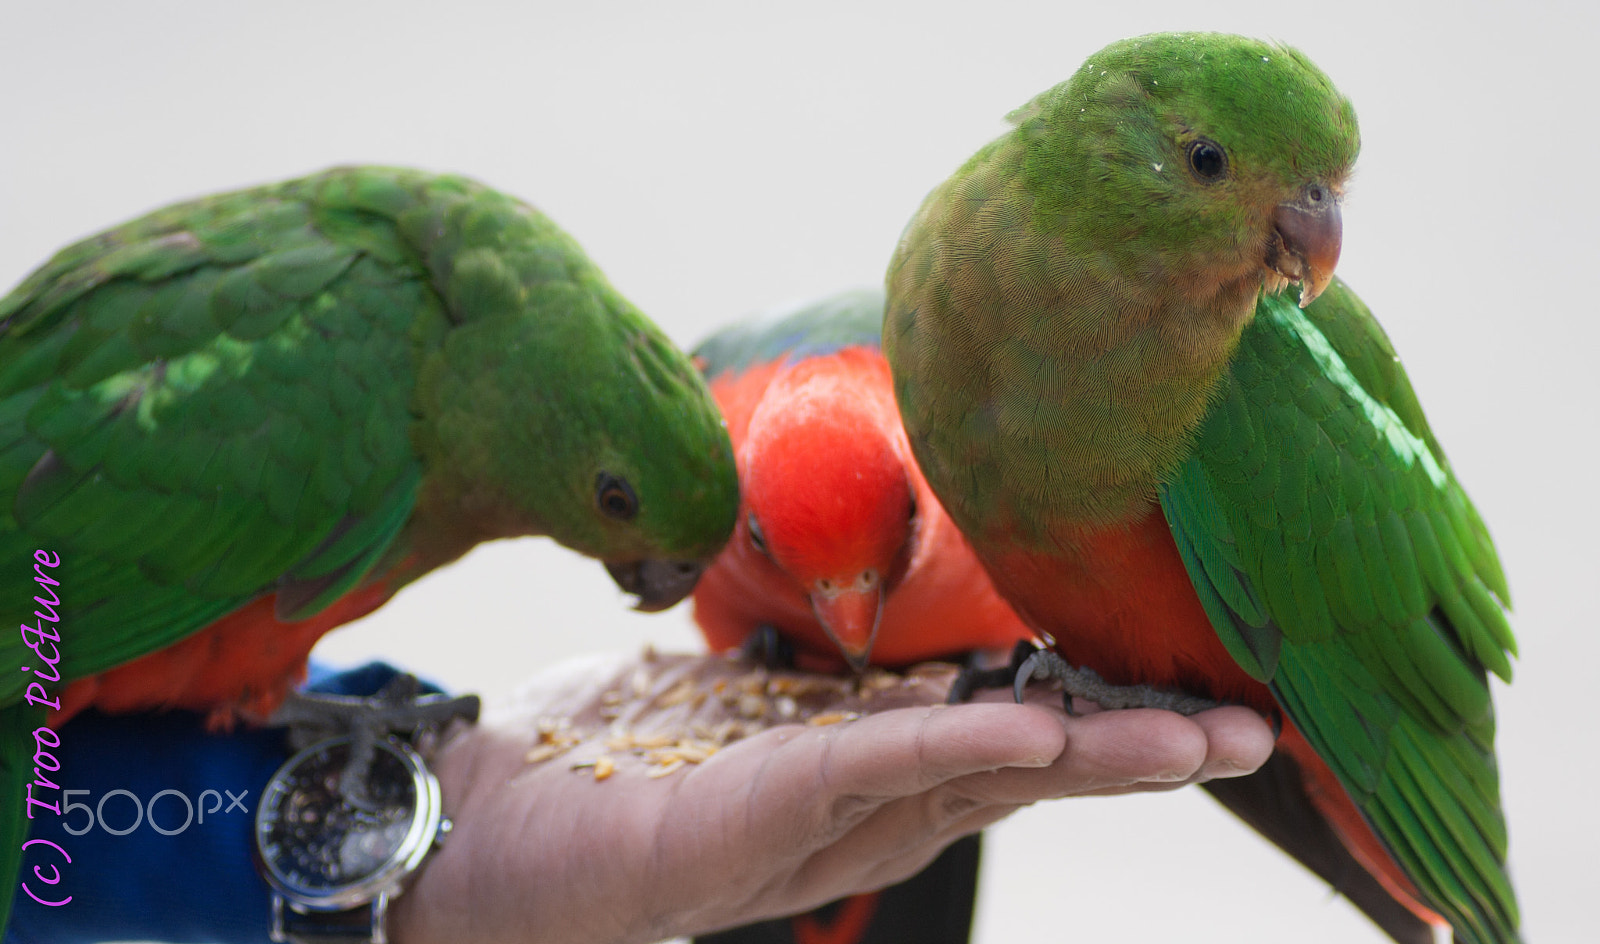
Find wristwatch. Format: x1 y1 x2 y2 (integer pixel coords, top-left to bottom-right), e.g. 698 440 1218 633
254 734 450 944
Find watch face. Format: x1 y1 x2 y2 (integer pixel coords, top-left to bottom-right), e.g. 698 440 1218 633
256 736 439 908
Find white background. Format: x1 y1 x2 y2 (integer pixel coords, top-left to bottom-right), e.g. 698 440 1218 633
2 1 1592 941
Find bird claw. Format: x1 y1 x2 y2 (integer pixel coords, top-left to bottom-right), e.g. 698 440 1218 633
946 641 1039 704
1009 649 1223 717
740 624 798 671
267 674 481 811
1012 650 1061 709
269 675 480 746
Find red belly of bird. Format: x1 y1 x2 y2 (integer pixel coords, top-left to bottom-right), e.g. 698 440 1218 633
53 580 395 729
982 505 1440 927
981 507 1272 712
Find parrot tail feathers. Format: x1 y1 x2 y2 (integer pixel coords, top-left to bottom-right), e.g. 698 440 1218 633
1202 749 1435 944
695 833 982 944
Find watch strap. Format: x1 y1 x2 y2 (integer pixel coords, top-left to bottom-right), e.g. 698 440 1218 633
272 892 390 944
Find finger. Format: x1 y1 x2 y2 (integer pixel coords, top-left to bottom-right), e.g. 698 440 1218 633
782 789 998 905
1069 705 1277 794
932 707 1213 803
725 703 1062 879
793 702 1067 802
799 793 1029 905
934 801 1026 841
1075 779 1210 797
789 719 1082 892
803 707 1265 902
849 825 1002 896
1189 705 1276 781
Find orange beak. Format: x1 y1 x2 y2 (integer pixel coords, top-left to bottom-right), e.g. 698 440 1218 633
810 572 885 673
1268 186 1343 308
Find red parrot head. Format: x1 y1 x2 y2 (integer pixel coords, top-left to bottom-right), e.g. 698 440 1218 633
739 351 918 670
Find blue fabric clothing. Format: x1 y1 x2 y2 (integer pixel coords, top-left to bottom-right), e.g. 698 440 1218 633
7 663 440 944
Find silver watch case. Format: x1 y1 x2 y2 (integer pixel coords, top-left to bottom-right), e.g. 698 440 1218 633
254 734 446 914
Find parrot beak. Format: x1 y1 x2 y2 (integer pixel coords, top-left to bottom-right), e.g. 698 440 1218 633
1267 186 1342 308
605 558 707 612
809 572 885 673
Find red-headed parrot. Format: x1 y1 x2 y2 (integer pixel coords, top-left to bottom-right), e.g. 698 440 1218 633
884 33 1519 944
691 289 1036 673
690 289 1032 944
1 166 739 929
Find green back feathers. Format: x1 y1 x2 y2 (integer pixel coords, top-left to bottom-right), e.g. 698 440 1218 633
693 288 885 380
0 166 737 706
1 169 427 690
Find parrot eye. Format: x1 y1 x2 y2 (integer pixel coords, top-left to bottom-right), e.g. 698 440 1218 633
1187 139 1228 181
595 472 638 521
747 514 769 555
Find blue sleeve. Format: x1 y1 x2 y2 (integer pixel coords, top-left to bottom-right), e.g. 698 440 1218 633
8 663 444 944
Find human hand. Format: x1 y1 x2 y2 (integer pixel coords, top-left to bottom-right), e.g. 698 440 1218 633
389 651 1274 944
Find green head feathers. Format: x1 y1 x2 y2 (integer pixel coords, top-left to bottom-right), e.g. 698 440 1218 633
1010 32 1359 297
1036 32 1359 182
409 236 740 568
374 171 741 592
886 32 1362 532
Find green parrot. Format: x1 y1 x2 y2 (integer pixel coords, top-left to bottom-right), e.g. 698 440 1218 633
884 33 1519 944
0 166 738 929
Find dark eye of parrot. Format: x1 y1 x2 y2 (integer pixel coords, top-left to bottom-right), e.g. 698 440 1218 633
747 514 769 555
1187 139 1228 181
595 472 638 521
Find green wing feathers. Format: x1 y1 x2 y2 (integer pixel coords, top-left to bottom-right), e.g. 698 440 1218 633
1 166 740 935
0 169 436 705
1160 280 1518 943
1 161 740 712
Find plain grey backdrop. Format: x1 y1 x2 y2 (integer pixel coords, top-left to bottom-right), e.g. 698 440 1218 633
2 1 1592 941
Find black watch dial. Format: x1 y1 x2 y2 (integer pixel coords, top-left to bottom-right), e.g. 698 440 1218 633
257 738 421 896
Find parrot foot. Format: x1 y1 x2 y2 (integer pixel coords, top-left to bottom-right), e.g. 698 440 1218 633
268 674 481 810
1012 649 1222 717
740 623 799 671
947 641 1041 704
